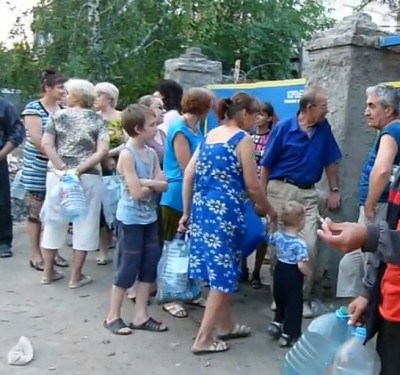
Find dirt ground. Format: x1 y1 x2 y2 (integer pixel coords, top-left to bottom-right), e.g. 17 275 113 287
0 223 286 375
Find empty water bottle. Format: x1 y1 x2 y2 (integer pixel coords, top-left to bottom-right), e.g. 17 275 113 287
331 326 381 375
60 172 87 221
11 170 25 200
281 307 352 375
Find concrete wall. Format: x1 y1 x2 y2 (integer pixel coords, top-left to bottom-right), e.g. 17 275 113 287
305 13 400 295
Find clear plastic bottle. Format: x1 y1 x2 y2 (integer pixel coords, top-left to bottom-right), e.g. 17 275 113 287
11 170 25 200
60 173 87 221
281 308 352 375
330 326 381 375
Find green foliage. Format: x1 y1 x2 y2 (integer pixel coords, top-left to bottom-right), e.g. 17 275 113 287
0 0 333 105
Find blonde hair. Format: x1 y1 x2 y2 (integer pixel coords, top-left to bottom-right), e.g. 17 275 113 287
280 201 305 228
64 79 96 109
94 82 119 108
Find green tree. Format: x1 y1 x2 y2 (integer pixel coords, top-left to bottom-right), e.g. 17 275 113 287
3 0 333 104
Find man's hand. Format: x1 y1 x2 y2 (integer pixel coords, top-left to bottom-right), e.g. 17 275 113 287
348 296 369 326
364 204 375 223
326 191 341 210
317 218 368 253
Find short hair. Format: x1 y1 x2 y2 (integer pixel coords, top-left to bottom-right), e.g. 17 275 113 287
216 92 260 121
366 83 400 115
94 82 119 108
64 79 96 109
155 79 183 112
181 88 213 117
299 86 326 112
280 201 305 228
138 95 159 107
121 103 155 137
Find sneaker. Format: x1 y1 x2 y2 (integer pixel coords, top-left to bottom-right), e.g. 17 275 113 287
302 302 313 319
267 321 282 340
270 301 277 311
278 333 298 348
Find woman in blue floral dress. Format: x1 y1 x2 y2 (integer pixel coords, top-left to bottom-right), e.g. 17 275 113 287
179 93 277 355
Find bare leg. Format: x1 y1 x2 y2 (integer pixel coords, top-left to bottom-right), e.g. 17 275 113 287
193 290 228 349
70 249 88 283
105 285 131 334
127 281 138 299
217 294 234 333
253 244 267 276
133 282 150 325
98 228 112 263
42 248 57 280
27 221 43 263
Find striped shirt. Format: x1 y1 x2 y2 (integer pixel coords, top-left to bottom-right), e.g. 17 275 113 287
21 100 60 192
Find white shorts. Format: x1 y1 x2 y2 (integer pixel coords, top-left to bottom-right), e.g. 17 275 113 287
41 172 103 251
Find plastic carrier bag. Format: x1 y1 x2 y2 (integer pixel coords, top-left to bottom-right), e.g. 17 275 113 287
101 174 120 228
40 183 64 225
156 232 201 305
59 172 87 221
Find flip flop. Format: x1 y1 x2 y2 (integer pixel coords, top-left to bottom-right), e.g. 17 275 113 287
104 318 132 336
185 297 206 308
96 258 109 266
192 339 230 355
129 317 168 332
217 324 251 340
68 275 93 289
54 254 69 268
30 260 44 271
41 270 64 285
162 303 188 318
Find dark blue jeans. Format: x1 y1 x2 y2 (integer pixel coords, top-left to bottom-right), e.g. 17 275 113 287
0 159 12 247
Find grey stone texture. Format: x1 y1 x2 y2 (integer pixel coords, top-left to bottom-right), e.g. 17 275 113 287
164 47 222 90
305 13 400 295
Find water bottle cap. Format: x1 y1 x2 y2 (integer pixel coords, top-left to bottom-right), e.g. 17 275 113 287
353 326 367 339
336 306 350 320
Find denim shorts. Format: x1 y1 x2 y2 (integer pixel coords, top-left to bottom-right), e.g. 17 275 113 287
113 220 160 289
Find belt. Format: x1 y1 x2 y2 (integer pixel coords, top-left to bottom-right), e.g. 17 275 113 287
276 178 315 190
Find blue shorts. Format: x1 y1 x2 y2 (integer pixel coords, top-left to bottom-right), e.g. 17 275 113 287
113 220 160 289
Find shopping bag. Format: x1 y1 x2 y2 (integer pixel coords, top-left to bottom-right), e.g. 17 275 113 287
241 200 267 258
101 175 120 227
59 172 87 221
156 233 202 305
40 183 64 225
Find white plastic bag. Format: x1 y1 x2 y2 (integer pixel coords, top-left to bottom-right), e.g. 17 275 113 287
59 172 87 221
11 170 25 200
101 175 120 227
40 183 64 225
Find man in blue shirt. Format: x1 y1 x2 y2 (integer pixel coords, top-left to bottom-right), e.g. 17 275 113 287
261 86 342 318
0 98 25 258
337 83 400 305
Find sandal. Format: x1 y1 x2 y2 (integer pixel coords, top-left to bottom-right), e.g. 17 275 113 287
185 297 206 308
129 317 168 332
104 318 132 336
250 273 262 289
192 338 230 355
41 270 64 285
68 275 93 289
96 258 109 266
217 324 251 340
30 260 44 271
162 303 188 318
54 254 69 268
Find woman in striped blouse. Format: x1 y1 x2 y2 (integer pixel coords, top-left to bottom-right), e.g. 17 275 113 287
21 68 68 271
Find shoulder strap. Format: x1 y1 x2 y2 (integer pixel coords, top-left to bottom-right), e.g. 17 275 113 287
228 131 246 148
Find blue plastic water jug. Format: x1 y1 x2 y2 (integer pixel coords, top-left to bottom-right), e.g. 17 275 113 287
281 308 352 375
330 326 381 375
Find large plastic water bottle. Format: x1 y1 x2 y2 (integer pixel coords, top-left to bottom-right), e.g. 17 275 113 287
330 326 381 375
60 172 87 221
11 170 25 200
281 307 352 375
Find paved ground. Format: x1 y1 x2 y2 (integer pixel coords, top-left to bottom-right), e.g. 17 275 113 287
0 224 286 375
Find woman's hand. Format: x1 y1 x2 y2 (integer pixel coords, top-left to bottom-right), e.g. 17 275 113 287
178 213 190 233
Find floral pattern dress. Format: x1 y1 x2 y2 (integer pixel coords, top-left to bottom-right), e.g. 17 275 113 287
189 131 247 293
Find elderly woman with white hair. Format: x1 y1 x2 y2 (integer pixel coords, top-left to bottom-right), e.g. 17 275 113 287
41 78 109 288
94 82 125 265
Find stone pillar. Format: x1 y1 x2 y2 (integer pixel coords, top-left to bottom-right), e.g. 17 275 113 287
164 47 222 90
305 13 400 296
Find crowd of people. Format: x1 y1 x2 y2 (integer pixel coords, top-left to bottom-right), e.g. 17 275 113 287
0 70 399 371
